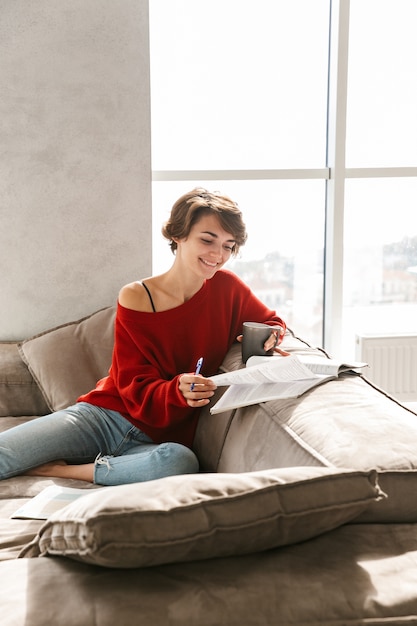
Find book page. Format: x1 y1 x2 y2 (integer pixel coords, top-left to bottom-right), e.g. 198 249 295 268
247 354 368 376
210 376 332 414
297 355 367 375
11 485 101 520
209 354 317 386
208 352 368 414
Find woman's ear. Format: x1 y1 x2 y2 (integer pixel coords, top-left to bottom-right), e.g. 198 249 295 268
173 236 188 245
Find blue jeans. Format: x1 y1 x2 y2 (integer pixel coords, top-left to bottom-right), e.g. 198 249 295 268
0 402 199 485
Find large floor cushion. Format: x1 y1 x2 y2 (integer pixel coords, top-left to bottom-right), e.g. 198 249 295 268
20 466 382 568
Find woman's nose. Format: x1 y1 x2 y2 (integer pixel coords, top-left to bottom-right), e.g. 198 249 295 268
210 244 223 260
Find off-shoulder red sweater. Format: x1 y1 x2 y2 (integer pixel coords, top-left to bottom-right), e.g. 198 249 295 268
78 270 285 447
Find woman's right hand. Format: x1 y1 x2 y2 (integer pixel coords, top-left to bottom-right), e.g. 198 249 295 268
178 373 217 407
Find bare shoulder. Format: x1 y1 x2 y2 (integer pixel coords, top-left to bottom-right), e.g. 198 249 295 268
118 281 154 312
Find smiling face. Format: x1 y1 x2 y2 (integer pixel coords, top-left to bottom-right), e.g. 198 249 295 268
175 214 236 279
162 188 247 257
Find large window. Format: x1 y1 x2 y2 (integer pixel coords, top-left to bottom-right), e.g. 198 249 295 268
346 0 417 168
150 0 329 171
149 0 417 358
342 0 417 357
152 179 326 341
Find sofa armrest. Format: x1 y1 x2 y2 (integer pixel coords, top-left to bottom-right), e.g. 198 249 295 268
0 343 49 417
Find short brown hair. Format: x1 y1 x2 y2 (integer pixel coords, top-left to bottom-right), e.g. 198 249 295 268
162 188 247 255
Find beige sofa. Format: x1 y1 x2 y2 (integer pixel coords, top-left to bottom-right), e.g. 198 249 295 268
1 306 417 625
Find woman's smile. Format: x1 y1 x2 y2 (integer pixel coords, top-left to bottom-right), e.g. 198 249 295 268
199 257 218 268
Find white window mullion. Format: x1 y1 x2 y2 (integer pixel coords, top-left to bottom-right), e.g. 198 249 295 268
324 0 350 357
152 169 330 182
346 167 417 179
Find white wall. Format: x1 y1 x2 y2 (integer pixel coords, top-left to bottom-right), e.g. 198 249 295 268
0 0 151 339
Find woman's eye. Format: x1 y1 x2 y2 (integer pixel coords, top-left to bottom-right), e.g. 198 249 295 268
200 238 234 251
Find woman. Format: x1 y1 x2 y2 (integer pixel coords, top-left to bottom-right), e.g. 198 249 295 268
0 189 286 485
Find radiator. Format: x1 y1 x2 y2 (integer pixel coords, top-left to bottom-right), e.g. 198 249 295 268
355 334 417 401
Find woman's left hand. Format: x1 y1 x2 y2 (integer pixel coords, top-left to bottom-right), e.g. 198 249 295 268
236 327 290 356
264 328 290 355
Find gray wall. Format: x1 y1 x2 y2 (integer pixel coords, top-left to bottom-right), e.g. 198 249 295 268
0 0 152 340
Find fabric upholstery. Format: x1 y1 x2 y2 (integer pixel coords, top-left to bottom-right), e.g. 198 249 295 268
0 343 49 417
195 335 417 523
20 466 383 568
4 523 417 626
1 317 417 624
18 307 115 411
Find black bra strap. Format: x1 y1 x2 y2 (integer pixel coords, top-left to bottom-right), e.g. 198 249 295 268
141 281 156 312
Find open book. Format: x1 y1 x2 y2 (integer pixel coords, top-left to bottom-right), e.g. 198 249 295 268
209 354 368 415
11 485 102 520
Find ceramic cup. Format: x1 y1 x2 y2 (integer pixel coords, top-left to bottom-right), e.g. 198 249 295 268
241 321 281 364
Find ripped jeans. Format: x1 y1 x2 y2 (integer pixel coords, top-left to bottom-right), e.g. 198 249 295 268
0 402 199 485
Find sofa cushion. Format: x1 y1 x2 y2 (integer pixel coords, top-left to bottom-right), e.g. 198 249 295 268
203 372 417 522
18 307 115 411
194 330 332 472
195 329 417 524
20 466 384 568
8 523 417 626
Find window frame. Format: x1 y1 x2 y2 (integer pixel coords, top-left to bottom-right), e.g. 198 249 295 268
150 0 417 358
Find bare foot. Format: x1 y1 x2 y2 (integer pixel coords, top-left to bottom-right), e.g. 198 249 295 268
25 460 95 482
25 460 68 477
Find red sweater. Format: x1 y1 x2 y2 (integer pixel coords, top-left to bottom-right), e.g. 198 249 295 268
78 270 285 447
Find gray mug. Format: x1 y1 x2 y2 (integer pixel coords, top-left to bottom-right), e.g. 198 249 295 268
241 322 281 364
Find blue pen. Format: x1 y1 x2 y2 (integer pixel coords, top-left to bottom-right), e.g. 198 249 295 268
190 357 204 391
